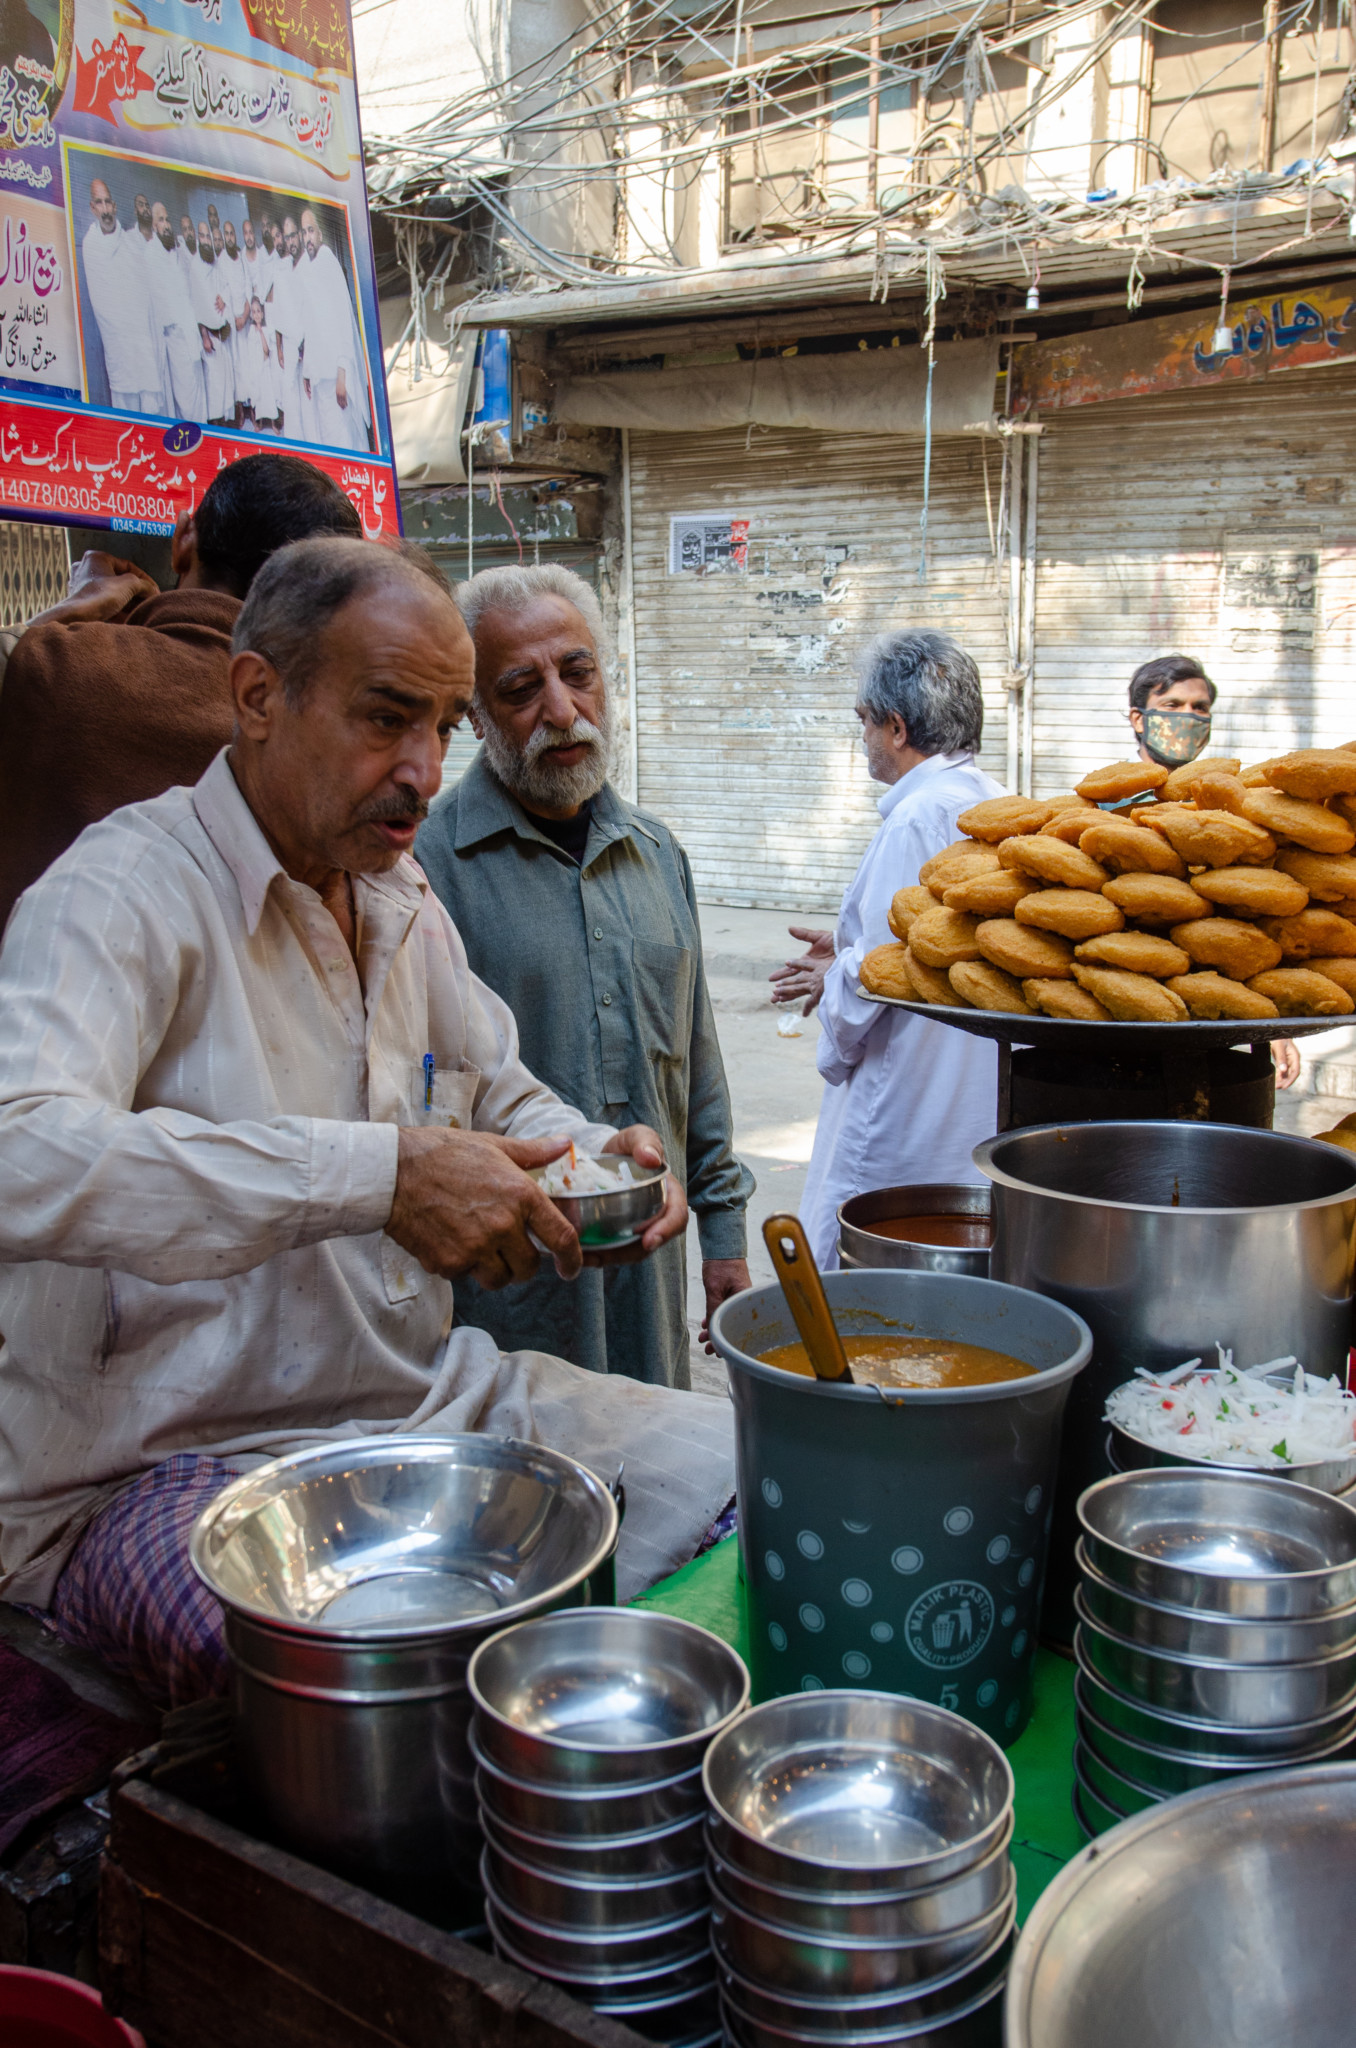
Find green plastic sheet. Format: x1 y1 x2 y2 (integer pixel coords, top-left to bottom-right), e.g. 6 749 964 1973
634 1536 1083 1920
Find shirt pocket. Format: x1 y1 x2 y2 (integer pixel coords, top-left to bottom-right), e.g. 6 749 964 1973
630 938 695 1067
381 1231 423 1305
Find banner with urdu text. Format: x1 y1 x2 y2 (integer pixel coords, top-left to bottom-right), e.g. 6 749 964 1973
0 0 396 535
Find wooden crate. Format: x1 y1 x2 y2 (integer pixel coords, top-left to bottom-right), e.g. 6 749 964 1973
100 1726 657 2048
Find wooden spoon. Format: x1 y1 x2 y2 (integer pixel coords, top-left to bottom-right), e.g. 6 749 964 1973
761 1213 854 1384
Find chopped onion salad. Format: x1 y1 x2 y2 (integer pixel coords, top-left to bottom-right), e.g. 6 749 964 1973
536 1145 639 1198
1105 1348 1356 1470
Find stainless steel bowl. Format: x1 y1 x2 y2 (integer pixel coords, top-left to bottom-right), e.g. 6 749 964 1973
837 1185 992 1279
1074 1680 1356 1797
714 1904 1015 2034
1106 1413 1356 1499
482 1842 710 1931
1073 1637 1356 1758
471 1726 706 1837
1072 1739 1157 1820
483 1881 711 1980
703 1693 1013 1893
1076 1541 1356 1664
489 1901 717 1997
1077 1467 1356 1619
190 1434 619 1883
1069 1755 1126 1839
720 1976 1004 2048
1008 1764 1356 2048
530 1152 667 1247
705 1819 1013 1940
710 1872 1015 1997
591 1979 721 2041
1074 1596 1356 1727
469 1607 749 1788
481 1805 707 1880
192 1433 619 1635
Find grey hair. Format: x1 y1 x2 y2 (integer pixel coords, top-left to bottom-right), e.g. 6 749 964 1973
856 629 983 755
456 563 611 673
232 536 459 702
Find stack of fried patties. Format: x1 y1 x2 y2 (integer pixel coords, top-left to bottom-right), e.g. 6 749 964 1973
863 748 1356 1022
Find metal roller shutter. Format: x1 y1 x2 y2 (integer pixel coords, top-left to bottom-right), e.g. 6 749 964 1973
629 425 1014 914
1032 365 1356 794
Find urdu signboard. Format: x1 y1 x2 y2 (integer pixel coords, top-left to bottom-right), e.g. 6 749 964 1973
1010 281 1356 418
0 0 396 536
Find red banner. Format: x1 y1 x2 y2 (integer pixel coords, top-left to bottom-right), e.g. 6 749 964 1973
0 392 397 535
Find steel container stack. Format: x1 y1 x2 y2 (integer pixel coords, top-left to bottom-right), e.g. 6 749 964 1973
1071 1468 1356 1834
704 1694 1017 2048
468 1607 749 2045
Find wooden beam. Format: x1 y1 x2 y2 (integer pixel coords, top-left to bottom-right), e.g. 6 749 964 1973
1259 0 1281 170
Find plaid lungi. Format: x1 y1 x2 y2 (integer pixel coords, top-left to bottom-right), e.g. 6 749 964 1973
45 1453 237 1710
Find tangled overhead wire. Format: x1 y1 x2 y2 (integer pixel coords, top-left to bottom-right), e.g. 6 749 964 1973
364 0 1356 318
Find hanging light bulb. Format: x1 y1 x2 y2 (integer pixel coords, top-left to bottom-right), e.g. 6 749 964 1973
1211 270 1231 354
1025 281 1040 311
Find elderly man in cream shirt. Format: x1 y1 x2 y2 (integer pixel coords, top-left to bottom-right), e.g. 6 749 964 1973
0 538 735 1709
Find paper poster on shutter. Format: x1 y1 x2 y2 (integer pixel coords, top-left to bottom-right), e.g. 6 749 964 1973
1220 533 1321 652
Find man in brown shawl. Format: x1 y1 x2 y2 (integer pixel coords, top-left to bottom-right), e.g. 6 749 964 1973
0 452 363 930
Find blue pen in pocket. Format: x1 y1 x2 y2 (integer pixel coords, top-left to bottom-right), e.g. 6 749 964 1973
423 1052 435 1110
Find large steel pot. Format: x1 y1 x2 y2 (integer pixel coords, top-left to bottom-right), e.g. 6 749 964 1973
191 1435 618 1891
710 1271 1090 1747
974 1122 1356 1642
1005 1763 1356 2048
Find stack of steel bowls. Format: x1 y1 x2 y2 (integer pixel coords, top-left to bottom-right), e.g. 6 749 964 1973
1072 1468 1356 1835
468 1607 749 2045
704 1693 1017 2048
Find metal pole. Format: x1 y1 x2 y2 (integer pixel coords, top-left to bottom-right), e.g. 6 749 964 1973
867 6 881 211
1006 435 1022 793
1021 429 1039 798
620 425 640 803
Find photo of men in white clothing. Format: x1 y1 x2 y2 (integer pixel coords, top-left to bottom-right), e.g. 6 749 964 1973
80 181 162 414
71 148 377 456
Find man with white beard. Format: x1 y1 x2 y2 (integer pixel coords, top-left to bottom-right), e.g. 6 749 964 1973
239 217 272 315
147 202 204 420
297 208 370 450
415 564 752 1390
270 214 310 441
190 220 232 425
81 180 161 413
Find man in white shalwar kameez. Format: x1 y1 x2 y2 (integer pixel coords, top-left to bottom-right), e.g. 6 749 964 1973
270 217 310 441
217 223 251 426
239 217 272 315
0 540 733 1712
190 222 232 424
147 203 204 420
785 631 1005 1268
81 181 162 414
298 208 371 451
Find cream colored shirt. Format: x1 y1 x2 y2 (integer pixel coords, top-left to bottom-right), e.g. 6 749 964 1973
0 749 614 1602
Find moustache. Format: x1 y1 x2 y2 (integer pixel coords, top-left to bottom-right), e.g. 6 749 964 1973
525 718 604 762
355 791 429 827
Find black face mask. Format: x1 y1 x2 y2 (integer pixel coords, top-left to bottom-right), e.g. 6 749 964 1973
1142 708 1212 768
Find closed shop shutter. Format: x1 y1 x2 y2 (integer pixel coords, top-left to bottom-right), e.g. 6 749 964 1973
0 520 68 626
1032 365 1356 794
628 425 1015 914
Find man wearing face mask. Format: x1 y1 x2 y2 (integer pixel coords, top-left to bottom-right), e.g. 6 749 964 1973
1129 654 1216 774
1126 653 1299 1088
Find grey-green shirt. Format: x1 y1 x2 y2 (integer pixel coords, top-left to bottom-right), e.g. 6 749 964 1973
415 753 753 1387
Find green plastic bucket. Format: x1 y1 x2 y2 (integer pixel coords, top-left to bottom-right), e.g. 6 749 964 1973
710 1269 1091 1747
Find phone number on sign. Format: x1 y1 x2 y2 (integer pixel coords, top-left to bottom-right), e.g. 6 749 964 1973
0 479 178 524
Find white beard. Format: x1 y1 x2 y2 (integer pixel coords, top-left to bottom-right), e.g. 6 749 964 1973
480 700 613 811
